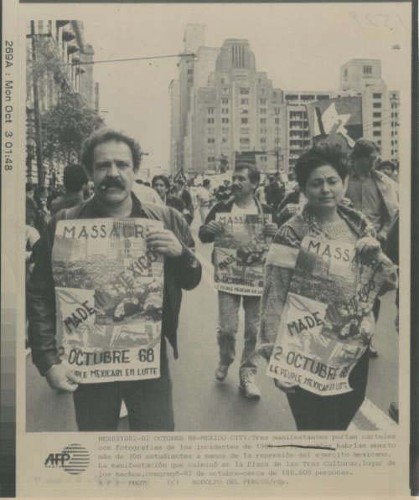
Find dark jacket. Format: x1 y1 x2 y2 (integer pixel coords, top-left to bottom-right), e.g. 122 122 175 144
198 197 272 245
264 182 285 211
166 195 186 215
50 191 85 216
178 189 194 225
27 193 202 376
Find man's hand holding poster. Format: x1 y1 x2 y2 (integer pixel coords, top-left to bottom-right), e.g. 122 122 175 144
52 218 164 383
213 213 271 295
267 236 396 396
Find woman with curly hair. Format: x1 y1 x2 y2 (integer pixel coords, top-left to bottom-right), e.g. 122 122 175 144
259 143 397 431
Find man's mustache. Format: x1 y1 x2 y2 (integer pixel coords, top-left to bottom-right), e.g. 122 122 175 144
99 176 125 190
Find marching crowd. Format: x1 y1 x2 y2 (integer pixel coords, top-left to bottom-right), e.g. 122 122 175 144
26 127 399 432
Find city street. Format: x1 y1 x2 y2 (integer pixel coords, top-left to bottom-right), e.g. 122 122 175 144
26 223 398 432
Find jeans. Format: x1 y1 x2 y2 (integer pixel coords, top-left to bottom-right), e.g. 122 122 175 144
217 291 260 376
73 343 174 432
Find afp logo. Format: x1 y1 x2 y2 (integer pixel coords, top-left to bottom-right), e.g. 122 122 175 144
44 443 90 475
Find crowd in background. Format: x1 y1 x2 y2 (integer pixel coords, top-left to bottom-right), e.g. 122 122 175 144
25 150 399 283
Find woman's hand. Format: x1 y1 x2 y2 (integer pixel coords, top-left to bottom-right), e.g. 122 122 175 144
204 220 224 236
356 236 381 264
274 378 298 393
264 222 278 238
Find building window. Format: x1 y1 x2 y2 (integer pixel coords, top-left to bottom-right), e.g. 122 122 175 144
343 68 348 78
240 87 250 95
373 93 382 99
208 107 215 114
290 111 306 119
241 108 248 115
373 130 381 137
222 118 229 124
187 68 193 75
222 108 229 114
373 103 381 109
221 98 229 104
207 138 215 144
260 137 266 144
240 98 249 105
373 121 381 127
208 156 215 162
240 137 250 144
260 118 267 124
275 118 280 124
222 137 228 143
363 65 372 75
222 127 229 134
260 127 267 134
259 98 267 105
240 127 249 134
274 107 281 114
373 112 381 118
260 108 267 114
241 118 248 124
207 118 215 124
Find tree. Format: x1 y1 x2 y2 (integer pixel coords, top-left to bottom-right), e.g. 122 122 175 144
41 91 104 163
27 32 104 190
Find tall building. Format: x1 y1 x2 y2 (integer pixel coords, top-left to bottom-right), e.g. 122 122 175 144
340 59 399 162
173 25 219 176
171 29 286 176
26 20 99 185
284 91 334 170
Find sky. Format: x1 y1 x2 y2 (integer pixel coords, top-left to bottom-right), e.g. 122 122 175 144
32 3 412 173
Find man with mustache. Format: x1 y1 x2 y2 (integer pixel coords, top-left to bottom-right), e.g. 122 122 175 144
27 128 202 431
199 162 277 399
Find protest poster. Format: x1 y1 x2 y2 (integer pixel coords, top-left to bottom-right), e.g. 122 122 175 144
213 213 271 295
267 236 397 396
52 218 164 383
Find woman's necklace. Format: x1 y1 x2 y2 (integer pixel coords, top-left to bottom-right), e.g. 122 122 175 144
317 217 357 243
